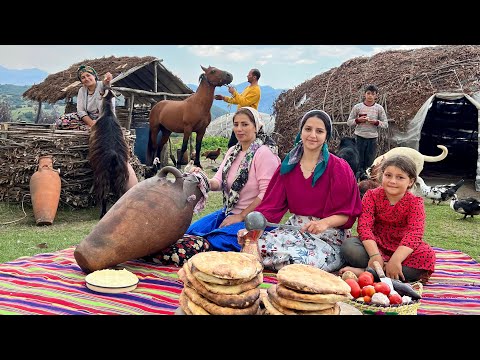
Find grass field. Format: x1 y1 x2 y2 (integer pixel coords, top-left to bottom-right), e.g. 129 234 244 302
0 190 478 264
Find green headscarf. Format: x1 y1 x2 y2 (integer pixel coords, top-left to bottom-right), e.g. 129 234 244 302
280 109 332 186
77 65 98 81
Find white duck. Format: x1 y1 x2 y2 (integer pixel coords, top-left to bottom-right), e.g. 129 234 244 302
450 194 480 219
415 177 465 205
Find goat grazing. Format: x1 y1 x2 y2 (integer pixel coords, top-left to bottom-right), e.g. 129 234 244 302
88 87 130 218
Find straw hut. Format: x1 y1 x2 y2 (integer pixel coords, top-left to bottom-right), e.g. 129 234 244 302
23 55 193 129
273 45 480 191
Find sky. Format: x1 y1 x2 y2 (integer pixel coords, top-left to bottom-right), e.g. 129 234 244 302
0 45 433 89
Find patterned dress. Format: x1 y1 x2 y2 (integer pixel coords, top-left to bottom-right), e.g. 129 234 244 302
256 155 362 272
358 187 435 272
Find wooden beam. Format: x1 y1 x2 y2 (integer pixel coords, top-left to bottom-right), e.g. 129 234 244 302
112 86 190 98
35 101 42 124
126 94 135 130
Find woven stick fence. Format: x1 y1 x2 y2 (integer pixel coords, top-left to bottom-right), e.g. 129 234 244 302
0 122 146 208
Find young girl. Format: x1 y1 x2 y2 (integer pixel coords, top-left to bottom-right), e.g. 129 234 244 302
340 155 435 283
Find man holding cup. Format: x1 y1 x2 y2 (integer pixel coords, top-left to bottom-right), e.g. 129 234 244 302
347 84 388 178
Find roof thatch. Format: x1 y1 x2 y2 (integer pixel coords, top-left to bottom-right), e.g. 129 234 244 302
273 45 480 158
23 55 193 105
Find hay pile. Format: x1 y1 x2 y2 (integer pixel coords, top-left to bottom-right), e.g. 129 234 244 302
0 122 146 208
273 45 480 158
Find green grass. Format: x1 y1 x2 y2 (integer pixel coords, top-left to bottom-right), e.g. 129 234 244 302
1 196 479 264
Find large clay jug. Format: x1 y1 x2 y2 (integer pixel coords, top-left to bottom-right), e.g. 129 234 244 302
29 155 61 226
74 166 207 273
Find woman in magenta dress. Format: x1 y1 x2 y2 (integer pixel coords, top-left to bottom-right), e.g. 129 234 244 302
255 109 362 272
340 155 435 283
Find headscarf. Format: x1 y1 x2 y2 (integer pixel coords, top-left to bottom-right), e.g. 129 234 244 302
280 109 333 186
77 65 98 81
221 107 277 214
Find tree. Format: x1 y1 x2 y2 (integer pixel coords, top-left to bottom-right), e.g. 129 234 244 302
0 100 12 122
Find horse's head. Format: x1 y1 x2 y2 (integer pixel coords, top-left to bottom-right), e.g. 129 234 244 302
200 65 233 87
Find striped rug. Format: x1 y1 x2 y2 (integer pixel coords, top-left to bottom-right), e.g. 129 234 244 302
0 247 478 315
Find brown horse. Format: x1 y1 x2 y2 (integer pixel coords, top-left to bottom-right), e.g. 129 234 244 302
147 65 233 169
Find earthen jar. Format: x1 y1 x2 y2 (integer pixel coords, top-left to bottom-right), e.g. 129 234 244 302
74 166 206 273
29 155 61 226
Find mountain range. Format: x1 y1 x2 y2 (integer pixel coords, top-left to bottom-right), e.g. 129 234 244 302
187 82 286 115
0 65 48 86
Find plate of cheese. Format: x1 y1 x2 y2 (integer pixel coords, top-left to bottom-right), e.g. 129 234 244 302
85 268 139 294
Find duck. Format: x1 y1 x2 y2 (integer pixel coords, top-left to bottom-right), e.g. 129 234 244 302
415 177 465 205
450 194 480 219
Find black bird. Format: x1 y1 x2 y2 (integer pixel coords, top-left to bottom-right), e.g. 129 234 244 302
416 177 465 205
450 194 480 219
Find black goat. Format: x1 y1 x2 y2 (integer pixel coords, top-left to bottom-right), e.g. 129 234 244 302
336 137 360 179
88 88 129 218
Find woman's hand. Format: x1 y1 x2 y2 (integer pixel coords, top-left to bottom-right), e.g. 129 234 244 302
367 254 383 269
302 219 329 234
219 214 243 228
103 72 113 85
385 260 405 281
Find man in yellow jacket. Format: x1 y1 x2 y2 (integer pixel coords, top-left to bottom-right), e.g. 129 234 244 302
215 68 261 147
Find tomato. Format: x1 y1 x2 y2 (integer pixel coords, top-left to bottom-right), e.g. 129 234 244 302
374 282 391 296
359 271 374 283
361 284 376 297
389 293 402 305
363 295 372 303
345 279 361 299
358 274 374 288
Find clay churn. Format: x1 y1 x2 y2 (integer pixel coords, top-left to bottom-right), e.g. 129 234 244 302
29 155 61 226
74 166 209 273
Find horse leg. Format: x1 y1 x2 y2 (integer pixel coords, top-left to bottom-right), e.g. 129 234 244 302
157 128 171 169
194 128 206 168
100 199 107 219
146 125 160 166
178 131 191 169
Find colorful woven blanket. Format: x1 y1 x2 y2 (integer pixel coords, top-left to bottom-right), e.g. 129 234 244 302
0 247 478 315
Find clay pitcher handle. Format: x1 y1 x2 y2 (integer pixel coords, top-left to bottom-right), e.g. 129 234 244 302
157 166 184 188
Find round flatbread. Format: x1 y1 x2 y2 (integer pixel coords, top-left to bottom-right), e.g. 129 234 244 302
182 263 260 308
179 290 192 315
277 264 350 295
199 273 263 295
276 284 348 304
260 290 283 315
267 284 334 311
183 285 260 315
190 251 262 281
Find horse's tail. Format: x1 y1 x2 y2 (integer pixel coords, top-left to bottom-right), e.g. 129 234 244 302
88 89 129 213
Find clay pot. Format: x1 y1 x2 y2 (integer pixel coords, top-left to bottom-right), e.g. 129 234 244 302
29 155 61 226
74 166 206 273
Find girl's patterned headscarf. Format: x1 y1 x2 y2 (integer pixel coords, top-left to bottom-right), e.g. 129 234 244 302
77 65 98 81
280 109 333 187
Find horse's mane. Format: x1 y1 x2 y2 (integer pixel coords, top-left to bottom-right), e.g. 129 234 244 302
88 89 128 214
198 73 205 84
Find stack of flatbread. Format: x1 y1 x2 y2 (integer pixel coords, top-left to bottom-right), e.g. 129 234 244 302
261 264 351 315
177 251 263 315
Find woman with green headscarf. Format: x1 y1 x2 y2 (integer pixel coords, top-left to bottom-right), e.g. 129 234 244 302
254 109 362 272
76 65 114 127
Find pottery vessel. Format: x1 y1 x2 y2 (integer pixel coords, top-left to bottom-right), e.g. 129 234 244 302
74 166 206 273
29 155 61 226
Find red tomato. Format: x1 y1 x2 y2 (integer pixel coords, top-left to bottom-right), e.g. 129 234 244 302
361 284 376 297
389 293 402 305
345 279 361 299
359 271 374 283
374 282 391 296
358 274 374 288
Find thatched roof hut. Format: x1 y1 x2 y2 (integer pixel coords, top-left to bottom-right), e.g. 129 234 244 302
23 56 193 129
273 45 480 191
